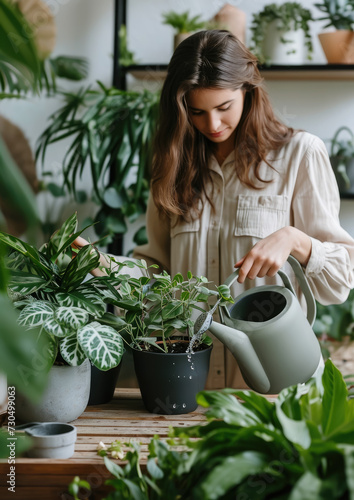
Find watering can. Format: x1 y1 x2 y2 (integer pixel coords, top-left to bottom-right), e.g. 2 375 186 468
194 256 323 394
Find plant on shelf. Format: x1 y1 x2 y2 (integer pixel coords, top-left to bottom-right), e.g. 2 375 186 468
328 125 354 195
36 83 160 248
250 2 314 64
69 360 354 498
99 258 234 414
314 0 354 63
162 10 206 50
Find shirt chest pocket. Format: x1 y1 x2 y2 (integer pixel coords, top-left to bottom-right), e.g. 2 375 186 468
170 218 200 238
235 195 288 239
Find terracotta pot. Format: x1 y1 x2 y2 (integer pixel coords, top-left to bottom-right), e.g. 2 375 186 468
173 33 192 51
318 31 354 64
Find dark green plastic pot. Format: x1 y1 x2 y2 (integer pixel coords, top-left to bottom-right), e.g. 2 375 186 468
132 343 212 415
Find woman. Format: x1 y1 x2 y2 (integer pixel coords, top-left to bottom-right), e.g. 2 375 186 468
77 30 354 388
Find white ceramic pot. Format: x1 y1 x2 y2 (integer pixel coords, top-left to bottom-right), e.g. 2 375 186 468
263 20 306 64
15 360 91 423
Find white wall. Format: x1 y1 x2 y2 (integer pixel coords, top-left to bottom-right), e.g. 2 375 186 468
1 0 354 247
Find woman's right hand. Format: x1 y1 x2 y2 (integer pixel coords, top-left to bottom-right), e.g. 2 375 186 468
71 236 108 277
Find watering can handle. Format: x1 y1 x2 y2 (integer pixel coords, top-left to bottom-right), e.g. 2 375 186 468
222 255 316 327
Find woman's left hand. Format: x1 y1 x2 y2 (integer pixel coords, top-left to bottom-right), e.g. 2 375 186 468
234 226 312 283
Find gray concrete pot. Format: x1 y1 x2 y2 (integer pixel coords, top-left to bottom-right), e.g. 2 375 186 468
15 360 91 423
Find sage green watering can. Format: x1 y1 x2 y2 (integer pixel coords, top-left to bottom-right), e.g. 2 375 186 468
194 256 323 394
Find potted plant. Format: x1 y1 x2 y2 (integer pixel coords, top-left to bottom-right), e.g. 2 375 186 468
328 125 354 195
101 258 234 415
162 10 206 50
0 213 126 421
315 0 354 63
36 84 160 250
250 2 314 64
70 360 354 498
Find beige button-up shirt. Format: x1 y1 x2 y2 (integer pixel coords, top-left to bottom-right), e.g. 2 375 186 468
134 131 354 388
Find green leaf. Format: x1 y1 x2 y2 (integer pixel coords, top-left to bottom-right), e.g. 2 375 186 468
43 316 74 338
8 271 49 295
60 244 100 289
55 306 89 329
60 333 87 366
322 359 348 436
78 322 124 370
18 301 55 328
46 212 78 259
56 290 106 316
197 452 266 500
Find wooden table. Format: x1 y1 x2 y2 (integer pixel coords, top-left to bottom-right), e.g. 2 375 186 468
0 389 208 500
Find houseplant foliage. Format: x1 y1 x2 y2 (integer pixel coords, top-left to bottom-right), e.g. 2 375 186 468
0 0 51 458
314 0 354 30
0 212 125 371
162 10 205 34
0 0 88 96
328 125 354 194
101 258 234 353
250 2 314 64
314 0 354 63
76 360 354 499
36 83 160 245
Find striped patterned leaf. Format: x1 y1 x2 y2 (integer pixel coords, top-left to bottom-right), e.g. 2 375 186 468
18 301 55 328
60 332 87 366
60 244 100 290
78 321 124 371
56 290 106 316
43 317 74 338
55 306 89 329
9 271 49 295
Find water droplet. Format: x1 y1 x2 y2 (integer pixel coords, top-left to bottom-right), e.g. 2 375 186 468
172 403 177 409
182 403 186 408
191 364 195 370
172 362 175 366
189 375 192 379
177 375 180 378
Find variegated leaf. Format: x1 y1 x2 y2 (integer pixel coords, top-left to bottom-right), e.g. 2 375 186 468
9 271 49 295
60 333 87 366
43 317 74 338
78 321 124 371
56 290 106 316
46 332 59 366
55 306 89 329
18 301 55 328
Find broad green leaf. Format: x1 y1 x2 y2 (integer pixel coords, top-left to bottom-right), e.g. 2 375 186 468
226 389 275 423
56 290 106 316
196 390 262 427
322 359 348 436
18 301 55 328
8 271 49 295
78 322 124 370
275 396 311 449
288 471 339 500
43 317 74 338
343 445 354 498
197 452 266 500
55 306 89 329
161 301 184 320
60 333 87 366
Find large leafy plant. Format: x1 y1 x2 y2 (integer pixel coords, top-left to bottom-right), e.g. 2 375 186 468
36 84 160 245
77 360 354 499
314 0 354 30
250 2 314 63
100 258 234 353
0 213 125 370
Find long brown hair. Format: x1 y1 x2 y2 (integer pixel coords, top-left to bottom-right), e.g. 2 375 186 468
151 30 294 220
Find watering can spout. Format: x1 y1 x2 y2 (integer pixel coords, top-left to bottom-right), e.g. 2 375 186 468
208 321 271 394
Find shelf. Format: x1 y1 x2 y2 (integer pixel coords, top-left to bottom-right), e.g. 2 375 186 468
126 64 354 82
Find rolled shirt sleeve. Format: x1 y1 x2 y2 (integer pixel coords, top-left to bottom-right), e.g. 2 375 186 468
292 135 354 304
